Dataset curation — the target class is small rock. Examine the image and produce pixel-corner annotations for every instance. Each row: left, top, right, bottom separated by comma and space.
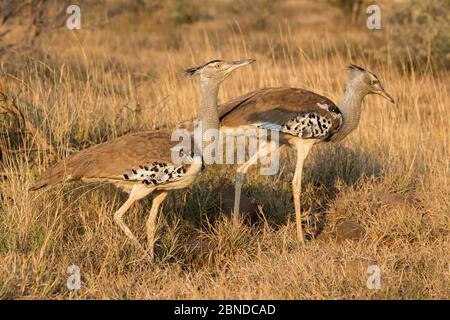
218, 185, 259, 224
335, 220, 365, 241
372, 191, 421, 209
344, 258, 377, 276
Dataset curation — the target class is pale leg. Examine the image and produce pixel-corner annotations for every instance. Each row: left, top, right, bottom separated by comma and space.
292, 141, 314, 243
113, 185, 152, 256
146, 191, 168, 260
233, 141, 279, 220
233, 153, 258, 221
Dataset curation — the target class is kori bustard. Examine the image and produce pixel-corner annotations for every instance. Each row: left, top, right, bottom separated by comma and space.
30, 59, 255, 259
219, 64, 394, 242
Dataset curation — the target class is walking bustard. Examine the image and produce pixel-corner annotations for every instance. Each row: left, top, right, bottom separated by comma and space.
218, 64, 394, 242
30, 59, 255, 259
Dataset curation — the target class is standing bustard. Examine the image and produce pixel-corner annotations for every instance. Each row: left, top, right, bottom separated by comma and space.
219, 64, 394, 242
30, 59, 255, 259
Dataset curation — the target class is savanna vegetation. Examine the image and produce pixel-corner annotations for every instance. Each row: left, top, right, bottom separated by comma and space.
0, 0, 448, 299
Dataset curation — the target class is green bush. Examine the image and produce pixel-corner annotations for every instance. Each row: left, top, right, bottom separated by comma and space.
167, 0, 203, 25
388, 0, 450, 70
226, 0, 278, 30
327, 0, 367, 24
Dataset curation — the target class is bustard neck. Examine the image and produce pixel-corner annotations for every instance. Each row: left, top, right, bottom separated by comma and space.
199, 77, 220, 132
331, 80, 367, 142
195, 77, 221, 164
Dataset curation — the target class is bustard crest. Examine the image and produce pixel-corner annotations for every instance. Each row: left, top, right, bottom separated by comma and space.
347, 64, 366, 72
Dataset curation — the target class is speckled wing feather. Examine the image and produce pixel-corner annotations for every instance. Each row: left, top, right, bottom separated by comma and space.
123, 162, 186, 186
30, 130, 193, 190
219, 87, 343, 140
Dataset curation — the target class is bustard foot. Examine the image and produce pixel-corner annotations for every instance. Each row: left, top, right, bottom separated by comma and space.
296, 228, 305, 244
146, 240, 156, 262
135, 241, 154, 262
233, 172, 246, 222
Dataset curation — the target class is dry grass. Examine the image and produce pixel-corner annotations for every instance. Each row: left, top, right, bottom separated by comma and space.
0, 0, 448, 299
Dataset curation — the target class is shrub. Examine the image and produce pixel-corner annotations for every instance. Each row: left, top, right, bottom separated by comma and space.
225, 0, 278, 30
387, 0, 450, 70
327, 0, 367, 24
166, 0, 203, 25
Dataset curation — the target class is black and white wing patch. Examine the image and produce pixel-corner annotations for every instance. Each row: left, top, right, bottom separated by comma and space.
281, 112, 333, 138
123, 162, 186, 186
254, 103, 342, 140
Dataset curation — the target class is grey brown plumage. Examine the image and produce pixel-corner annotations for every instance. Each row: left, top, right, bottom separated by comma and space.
29, 58, 255, 260
219, 87, 343, 142
218, 67, 394, 243
29, 130, 193, 191
218, 87, 343, 242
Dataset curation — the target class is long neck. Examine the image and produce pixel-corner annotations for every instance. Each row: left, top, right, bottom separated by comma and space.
199, 77, 220, 133
331, 81, 367, 142
194, 77, 220, 163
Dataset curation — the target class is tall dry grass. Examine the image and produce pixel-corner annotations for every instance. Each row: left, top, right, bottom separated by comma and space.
0, 0, 448, 299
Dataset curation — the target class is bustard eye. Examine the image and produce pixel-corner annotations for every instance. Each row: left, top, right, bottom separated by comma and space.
215, 64, 222, 69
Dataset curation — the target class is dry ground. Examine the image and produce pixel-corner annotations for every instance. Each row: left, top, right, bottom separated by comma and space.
0, 0, 448, 299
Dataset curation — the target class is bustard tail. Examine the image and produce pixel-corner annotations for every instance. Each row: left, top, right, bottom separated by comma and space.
29, 160, 74, 191
29, 148, 93, 191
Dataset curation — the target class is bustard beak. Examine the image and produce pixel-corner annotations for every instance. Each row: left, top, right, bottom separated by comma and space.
230, 59, 256, 69
376, 86, 395, 104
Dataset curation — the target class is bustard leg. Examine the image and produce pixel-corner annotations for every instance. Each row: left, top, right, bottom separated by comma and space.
233, 141, 279, 220
113, 185, 152, 256
234, 153, 258, 221
146, 191, 168, 260
292, 140, 314, 243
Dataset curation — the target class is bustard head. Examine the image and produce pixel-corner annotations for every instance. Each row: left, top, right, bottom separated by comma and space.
185, 59, 255, 83
347, 64, 395, 104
